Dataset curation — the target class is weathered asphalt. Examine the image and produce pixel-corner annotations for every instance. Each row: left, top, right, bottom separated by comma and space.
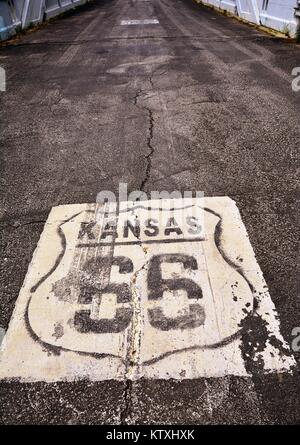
0, 0, 300, 425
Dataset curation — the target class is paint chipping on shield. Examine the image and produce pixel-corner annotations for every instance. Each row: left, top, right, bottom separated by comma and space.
52, 323, 64, 340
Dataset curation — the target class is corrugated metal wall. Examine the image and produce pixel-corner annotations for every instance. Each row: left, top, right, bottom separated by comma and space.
0, 0, 91, 41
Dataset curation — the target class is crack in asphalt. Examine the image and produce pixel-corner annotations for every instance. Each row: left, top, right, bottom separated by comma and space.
120, 380, 133, 425
1, 35, 274, 49
140, 107, 155, 192
132, 89, 155, 193
121, 237, 149, 423
148, 74, 154, 89
132, 88, 143, 106
1, 220, 46, 230
120, 81, 158, 421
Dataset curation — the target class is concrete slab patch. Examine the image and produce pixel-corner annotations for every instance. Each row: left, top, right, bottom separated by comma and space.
120, 19, 159, 26
0, 198, 295, 381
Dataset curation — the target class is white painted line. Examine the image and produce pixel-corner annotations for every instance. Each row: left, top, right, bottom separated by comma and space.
121, 19, 159, 26
0, 198, 295, 381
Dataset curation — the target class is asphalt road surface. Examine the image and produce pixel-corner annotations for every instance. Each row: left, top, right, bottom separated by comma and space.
0, 0, 300, 425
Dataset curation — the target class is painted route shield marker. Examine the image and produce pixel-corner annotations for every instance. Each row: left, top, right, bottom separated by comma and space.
0, 198, 295, 381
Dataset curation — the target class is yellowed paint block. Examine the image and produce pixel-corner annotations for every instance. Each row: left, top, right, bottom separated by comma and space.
0, 198, 295, 381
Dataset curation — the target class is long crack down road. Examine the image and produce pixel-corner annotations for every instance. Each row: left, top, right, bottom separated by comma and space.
0, 0, 300, 425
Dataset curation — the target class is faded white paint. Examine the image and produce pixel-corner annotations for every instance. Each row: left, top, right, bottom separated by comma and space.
120, 19, 159, 26
0, 67, 6, 92
0, 327, 6, 347
0, 198, 295, 381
